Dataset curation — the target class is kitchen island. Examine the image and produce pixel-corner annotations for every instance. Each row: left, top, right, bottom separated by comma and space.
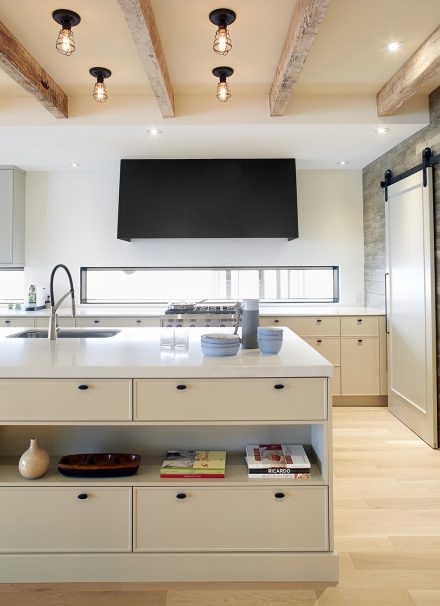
0, 327, 338, 583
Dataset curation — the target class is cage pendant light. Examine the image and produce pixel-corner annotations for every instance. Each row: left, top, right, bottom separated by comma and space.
52, 9, 81, 56
89, 67, 112, 103
209, 9, 236, 56
212, 67, 233, 102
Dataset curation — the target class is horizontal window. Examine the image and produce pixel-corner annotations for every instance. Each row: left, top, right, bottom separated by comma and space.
0, 268, 24, 303
81, 267, 339, 305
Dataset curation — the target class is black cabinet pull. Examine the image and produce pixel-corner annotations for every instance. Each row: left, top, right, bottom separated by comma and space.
317, 339, 322, 344
176, 384, 187, 390
78, 384, 89, 390
274, 319, 280, 323
358, 339, 363, 344
357, 318, 363, 324
136, 320, 142, 323
5, 320, 10, 324
275, 492, 285, 499
93, 320, 100, 324
176, 493, 187, 499
77, 493, 88, 500
316, 319, 322, 324
274, 384, 285, 390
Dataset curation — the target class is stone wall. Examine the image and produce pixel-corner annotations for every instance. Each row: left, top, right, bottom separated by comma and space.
363, 87, 440, 307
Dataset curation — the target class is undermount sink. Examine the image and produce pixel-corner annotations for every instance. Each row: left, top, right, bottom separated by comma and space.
8, 329, 121, 339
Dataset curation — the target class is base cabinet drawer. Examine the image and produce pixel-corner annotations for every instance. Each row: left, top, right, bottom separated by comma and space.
0, 379, 132, 421
341, 316, 378, 337
134, 486, 328, 552
35, 317, 75, 328
0, 487, 132, 552
261, 317, 340, 337
135, 378, 327, 421
341, 338, 380, 395
76, 317, 158, 327
0, 318, 34, 328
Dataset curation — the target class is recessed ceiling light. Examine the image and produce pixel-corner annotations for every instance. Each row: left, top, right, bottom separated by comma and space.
148, 128, 161, 136
70, 162, 80, 167
337, 161, 348, 166
386, 41, 403, 53
375, 127, 390, 135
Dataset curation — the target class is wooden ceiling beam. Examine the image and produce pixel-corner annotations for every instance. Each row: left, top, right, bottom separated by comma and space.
377, 26, 440, 116
117, 0, 175, 118
0, 19, 67, 118
269, 0, 331, 117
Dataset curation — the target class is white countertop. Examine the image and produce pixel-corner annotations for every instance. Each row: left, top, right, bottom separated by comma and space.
0, 306, 384, 318
0, 327, 333, 379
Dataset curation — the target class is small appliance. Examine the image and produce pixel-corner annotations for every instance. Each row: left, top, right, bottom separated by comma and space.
25, 285, 46, 311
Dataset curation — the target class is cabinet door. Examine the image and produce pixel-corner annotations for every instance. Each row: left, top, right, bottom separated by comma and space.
341, 337, 380, 395
134, 486, 328, 552
0, 318, 34, 328
135, 378, 327, 421
0, 379, 132, 421
303, 337, 340, 365
0, 169, 13, 263
0, 487, 131, 552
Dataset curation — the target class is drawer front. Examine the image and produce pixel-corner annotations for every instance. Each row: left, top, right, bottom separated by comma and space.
135, 378, 327, 421
0, 379, 132, 421
35, 317, 75, 328
134, 486, 328, 552
0, 487, 131, 552
303, 337, 340, 366
332, 367, 341, 396
341, 337, 380, 395
261, 317, 340, 337
76, 317, 158, 327
341, 316, 379, 337
0, 317, 34, 328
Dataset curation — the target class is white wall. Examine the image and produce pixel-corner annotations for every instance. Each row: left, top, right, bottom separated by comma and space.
24, 168, 364, 306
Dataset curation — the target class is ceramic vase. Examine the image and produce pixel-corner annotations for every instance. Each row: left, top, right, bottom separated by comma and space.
18, 437, 50, 479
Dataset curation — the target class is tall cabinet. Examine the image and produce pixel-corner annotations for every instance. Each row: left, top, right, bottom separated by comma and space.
0, 166, 25, 266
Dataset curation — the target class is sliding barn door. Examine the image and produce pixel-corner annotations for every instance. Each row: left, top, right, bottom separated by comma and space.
386, 169, 437, 448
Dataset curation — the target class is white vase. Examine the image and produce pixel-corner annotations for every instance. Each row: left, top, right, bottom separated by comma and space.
18, 438, 50, 479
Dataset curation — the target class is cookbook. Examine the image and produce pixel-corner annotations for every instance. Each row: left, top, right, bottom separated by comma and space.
160, 450, 226, 478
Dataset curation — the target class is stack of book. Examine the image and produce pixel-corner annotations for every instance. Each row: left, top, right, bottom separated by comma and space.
160, 450, 226, 478
245, 444, 311, 479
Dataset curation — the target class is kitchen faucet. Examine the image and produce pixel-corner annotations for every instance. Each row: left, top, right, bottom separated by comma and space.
48, 264, 76, 340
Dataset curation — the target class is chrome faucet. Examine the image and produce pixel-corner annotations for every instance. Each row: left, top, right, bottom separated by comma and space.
48, 264, 76, 340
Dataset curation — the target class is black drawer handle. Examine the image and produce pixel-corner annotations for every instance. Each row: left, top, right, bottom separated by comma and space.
93, 320, 100, 324
317, 339, 322, 344
176, 384, 187, 390
77, 493, 88, 500
78, 384, 89, 390
176, 493, 187, 499
274, 384, 285, 390
275, 492, 285, 499
316, 319, 322, 324
357, 318, 363, 323
274, 319, 280, 323
136, 320, 142, 323
358, 339, 363, 344
4, 320, 10, 324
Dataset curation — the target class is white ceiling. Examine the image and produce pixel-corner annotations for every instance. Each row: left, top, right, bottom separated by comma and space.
0, 0, 438, 170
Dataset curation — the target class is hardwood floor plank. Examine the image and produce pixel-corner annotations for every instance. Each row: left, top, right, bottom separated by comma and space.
166, 589, 319, 606
409, 590, 440, 605
316, 587, 416, 606
350, 552, 440, 570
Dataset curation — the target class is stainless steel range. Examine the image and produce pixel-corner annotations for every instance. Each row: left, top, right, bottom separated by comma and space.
160, 303, 240, 327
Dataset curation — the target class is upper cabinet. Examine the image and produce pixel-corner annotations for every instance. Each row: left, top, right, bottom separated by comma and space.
0, 167, 25, 266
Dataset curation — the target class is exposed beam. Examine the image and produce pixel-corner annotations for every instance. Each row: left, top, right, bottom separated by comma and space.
117, 0, 175, 118
377, 26, 440, 116
270, 0, 331, 117
0, 19, 67, 118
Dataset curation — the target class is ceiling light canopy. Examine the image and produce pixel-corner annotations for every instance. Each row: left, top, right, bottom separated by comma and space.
212, 66, 233, 102
89, 67, 112, 103
52, 9, 81, 56
209, 8, 236, 56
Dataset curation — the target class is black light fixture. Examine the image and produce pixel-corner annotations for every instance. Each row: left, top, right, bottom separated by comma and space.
52, 9, 81, 56
212, 66, 233, 102
89, 67, 112, 103
209, 8, 236, 56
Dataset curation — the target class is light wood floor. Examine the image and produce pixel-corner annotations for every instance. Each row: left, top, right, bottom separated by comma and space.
2, 408, 440, 606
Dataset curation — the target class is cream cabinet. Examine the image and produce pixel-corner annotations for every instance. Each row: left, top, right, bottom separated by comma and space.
341, 338, 380, 395
0, 166, 25, 266
0, 370, 337, 582
0, 317, 33, 328
76, 317, 159, 328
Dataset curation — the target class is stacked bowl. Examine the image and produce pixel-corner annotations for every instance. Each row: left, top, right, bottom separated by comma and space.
201, 333, 241, 356
257, 327, 283, 354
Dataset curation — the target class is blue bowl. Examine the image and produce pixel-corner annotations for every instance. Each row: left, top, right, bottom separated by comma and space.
201, 342, 240, 356
257, 327, 283, 337
258, 338, 283, 354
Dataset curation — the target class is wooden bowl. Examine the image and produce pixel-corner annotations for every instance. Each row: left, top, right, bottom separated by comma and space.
57, 453, 141, 477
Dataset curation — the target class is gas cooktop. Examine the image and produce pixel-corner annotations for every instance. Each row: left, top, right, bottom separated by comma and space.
165, 304, 237, 315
